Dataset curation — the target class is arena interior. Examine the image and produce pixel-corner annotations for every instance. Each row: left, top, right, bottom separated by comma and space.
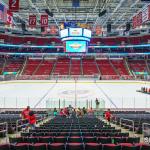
0, 0, 150, 149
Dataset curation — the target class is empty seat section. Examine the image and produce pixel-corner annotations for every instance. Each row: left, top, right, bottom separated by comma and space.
110, 60, 129, 75
3, 58, 24, 73
35, 60, 55, 75
0, 58, 5, 74
23, 59, 41, 75
70, 59, 81, 75
96, 59, 117, 75
128, 60, 147, 73
82, 58, 99, 75
53, 58, 70, 75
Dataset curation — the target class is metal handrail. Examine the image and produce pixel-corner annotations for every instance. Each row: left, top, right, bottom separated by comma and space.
142, 123, 150, 143
0, 122, 8, 143
16, 119, 28, 133
120, 118, 135, 133
16, 115, 48, 133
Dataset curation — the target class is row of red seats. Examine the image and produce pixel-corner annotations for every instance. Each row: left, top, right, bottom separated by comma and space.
1, 33, 150, 45
1, 142, 149, 150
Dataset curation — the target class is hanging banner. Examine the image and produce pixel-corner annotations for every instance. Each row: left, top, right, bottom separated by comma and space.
95, 25, 102, 35
148, 5, 150, 20
6, 10, 13, 25
9, 0, 19, 12
142, 5, 149, 23
50, 25, 57, 35
72, 0, 80, 7
41, 14, 48, 27
137, 12, 142, 27
29, 15, 36, 27
0, 2, 7, 22
132, 15, 137, 29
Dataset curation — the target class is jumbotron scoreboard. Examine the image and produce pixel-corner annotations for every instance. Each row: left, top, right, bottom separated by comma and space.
60, 28, 92, 53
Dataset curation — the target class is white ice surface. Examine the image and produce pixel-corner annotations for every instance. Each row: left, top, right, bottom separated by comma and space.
0, 80, 149, 108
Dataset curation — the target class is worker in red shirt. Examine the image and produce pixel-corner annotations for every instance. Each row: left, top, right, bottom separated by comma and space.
21, 106, 30, 120
60, 109, 64, 116
28, 111, 36, 129
105, 109, 112, 125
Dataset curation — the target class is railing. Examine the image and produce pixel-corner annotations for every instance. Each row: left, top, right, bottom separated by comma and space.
16, 119, 28, 133
101, 75, 133, 80
142, 123, 150, 144
0, 122, 8, 143
120, 118, 135, 133
16, 114, 48, 133
0, 74, 150, 81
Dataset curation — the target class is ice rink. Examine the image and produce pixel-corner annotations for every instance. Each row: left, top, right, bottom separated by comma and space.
0, 80, 149, 108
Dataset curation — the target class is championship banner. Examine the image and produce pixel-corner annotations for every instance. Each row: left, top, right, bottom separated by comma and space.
41, 14, 48, 27
72, 0, 80, 7
29, 15, 36, 27
50, 25, 57, 35
132, 15, 137, 29
0, 2, 7, 22
9, 0, 19, 12
137, 12, 142, 27
148, 5, 150, 20
142, 5, 149, 23
95, 25, 102, 35
6, 10, 13, 25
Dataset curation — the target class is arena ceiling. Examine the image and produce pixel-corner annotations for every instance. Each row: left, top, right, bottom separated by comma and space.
2, 0, 150, 30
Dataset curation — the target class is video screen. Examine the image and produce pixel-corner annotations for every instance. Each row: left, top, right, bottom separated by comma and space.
69, 28, 82, 36
60, 29, 68, 38
83, 29, 92, 38
65, 41, 87, 53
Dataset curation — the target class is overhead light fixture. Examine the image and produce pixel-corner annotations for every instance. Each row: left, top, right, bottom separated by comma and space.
45, 9, 54, 17
98, 10, 107, 17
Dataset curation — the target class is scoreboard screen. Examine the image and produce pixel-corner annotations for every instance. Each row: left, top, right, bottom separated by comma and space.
60, 29, 68, 38
69, 28, 83, 36
65, 41, 87, 53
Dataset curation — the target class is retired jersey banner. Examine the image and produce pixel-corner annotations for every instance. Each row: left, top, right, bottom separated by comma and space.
132, 15, 137, 29
0, 2, 7, 22
148, 5, 150, 20
142, 5, 149, 23
50, 25, 57, 34
9, 0, 19, 12
41, 14, 48, 27
6, 10, 13, 24
137, 12, 142, 27
29, 15, 36, 27
95, 25, 102, 35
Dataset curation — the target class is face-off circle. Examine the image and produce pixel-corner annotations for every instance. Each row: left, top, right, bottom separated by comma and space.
58, 89, 93, 99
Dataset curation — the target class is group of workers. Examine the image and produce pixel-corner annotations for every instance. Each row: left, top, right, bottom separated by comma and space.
53, 106, 94, 118
21, 106, 112, 131
21, 106, 36, 130
53, 105, 112, 124
141, 87, 150, 93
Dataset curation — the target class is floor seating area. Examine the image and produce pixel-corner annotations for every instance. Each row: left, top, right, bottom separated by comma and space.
0, 116, 149, 150
111, 111, 150, 134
